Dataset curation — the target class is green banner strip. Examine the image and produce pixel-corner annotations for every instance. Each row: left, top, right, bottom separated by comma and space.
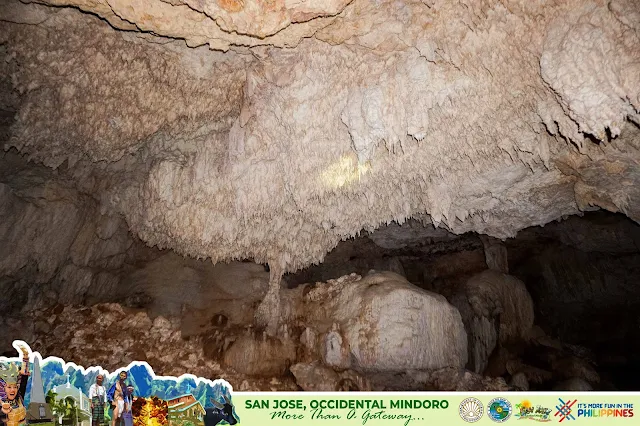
230, 393, 638, 425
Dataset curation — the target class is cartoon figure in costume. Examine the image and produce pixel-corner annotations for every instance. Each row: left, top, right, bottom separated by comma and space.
0, 346, 31, 426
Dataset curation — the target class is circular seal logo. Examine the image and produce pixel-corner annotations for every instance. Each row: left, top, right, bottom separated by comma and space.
459, 397, 484, 423
488, 397, 513, 422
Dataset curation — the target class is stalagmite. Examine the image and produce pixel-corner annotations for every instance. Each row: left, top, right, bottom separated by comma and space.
479, 235, 509, 274
254, 261, 284, 336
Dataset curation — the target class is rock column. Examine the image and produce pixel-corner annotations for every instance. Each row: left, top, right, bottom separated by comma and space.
479, 235, 509, 274
254, 261, 283, 336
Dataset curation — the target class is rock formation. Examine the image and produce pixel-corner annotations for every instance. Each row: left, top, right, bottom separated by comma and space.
2, 0, 639, 273
451, 270, 535, 374
0, 210, 637, 390
285, 271, 469, 372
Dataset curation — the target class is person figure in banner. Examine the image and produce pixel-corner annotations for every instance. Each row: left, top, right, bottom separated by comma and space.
107, 371, 130, 426
0, 345, 31, 426
121, 386, 134, 426
89, 374, 108, 426
125, 386, 136, 406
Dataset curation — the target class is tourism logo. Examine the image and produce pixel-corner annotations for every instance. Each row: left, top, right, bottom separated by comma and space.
459, 397, 484, 423
555, 398, 577, 422
514, 400, 552, 422
487, 397, 512, 423
576, 402, 634, 418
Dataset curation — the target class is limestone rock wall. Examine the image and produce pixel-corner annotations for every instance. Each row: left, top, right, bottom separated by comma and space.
514, 245, 640, 349
508, 212, 640, 355
0, 152, 132, 312
120, 252, 270, 321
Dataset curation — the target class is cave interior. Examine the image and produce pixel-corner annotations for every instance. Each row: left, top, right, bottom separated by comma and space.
1, 0, 640, 392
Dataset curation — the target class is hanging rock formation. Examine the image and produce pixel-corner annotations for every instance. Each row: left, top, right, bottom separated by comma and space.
1, 0, 639, 279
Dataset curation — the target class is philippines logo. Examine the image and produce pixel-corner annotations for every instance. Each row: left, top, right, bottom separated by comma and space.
555, 398, 578, 422
459, 397, 484, 423
488, 397, 513, 422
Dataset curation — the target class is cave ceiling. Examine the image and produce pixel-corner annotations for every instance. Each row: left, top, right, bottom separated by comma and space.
0, 0, 639, 273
